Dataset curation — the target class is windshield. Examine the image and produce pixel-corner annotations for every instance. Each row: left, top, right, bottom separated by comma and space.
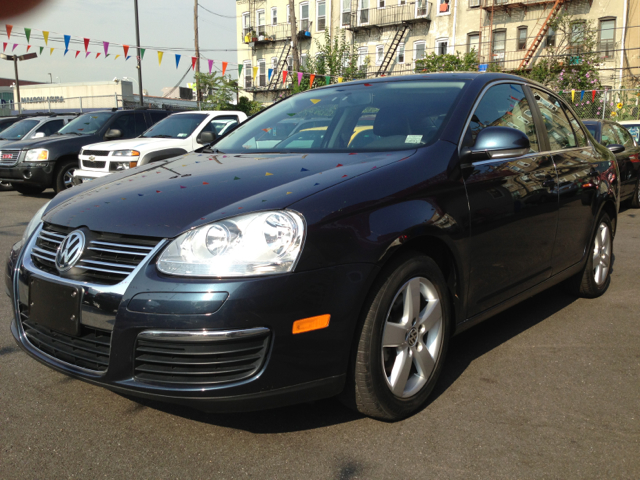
215, 80, 468, 154
0, 119, 39, 140
58, 112, 113, 135
142, 113, 208, 138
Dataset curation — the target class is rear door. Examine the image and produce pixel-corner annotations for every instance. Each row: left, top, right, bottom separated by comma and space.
462, 82, 558, 316
35, 119, 65, 137
611, 123, 640, 200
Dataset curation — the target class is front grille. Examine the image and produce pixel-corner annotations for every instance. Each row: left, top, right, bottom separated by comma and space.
0, 150, 21, 167
20, 304, 112, 372
82, 160, 106, 169
82, 150, 109, 156
134, 330, 271, 386
31, 224, 160, 285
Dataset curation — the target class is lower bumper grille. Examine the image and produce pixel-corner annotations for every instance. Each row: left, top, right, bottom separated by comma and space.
82, 160, 106, 169
20, 305, 112, 372
134, 329, 270, 386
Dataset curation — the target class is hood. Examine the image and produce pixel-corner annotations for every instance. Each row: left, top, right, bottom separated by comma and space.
83, 137, 188, 153
1, 133, 99, 151
44, 149, 416, 238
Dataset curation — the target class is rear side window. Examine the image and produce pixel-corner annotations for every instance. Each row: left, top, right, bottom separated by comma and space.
466, 83, 539, 152
600, 124, 618, 146
36, 119, 65, 136
560, 106, 588, 147
134, 112, 147, 135
531, 88, 576, 150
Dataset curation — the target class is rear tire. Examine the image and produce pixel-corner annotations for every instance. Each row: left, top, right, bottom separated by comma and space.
54, 159, 78, 193
0, 181, 13, 191
342, 252, 451, 421
12, 184, 45, 195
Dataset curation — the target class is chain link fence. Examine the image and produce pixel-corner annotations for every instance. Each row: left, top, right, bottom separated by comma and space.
558, 89, 640, 121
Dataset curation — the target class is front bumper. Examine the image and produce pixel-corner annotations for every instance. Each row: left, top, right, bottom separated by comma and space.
0, 162, 55, 187
73, 168, 110, 185
7, 227, 375, 411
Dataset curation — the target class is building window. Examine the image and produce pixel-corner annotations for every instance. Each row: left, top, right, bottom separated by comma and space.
469, 0, 480, 7
546, 27, 556, 47
271, 57, 278, 80
342, 0, 351, 26
287, 56, 293, 72
492, 29, 506, 66
376, 45, 384, 64
301, 54, 308, 69
436, 38, 448, 55
397, 43, 405, 63
258, 59, 266, 87
569, 21, 585, 55
599, 18, 615, 59
244, 61, 252, 88
317, 0, 326, 31
300, 2, 310, 31
414, 40, 426, 60
360, 0, 370, 24
358, 46, 368, 68
242, 12, 251, 39
438, 0, 450, 15
416, 0, 428, 16
517, 26, 527, 50
256, 9, 266, 36
378, 0, 385, 7
399, 0, 406, 4
287, 5, 290, 23
467, 32, 479, 53
271, 7, 277, 25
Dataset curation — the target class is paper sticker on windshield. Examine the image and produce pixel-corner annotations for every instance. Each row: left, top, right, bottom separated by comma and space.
310, 99, 321, 104
177, 133, 188, 137
405, 135, 422, 144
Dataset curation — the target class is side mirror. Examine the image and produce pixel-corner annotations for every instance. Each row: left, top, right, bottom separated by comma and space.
105, 128, 122, 139
32, 132, 45, 138
606, 144, 625, 154
460, 126, 531, 164
197, 131, 216, 144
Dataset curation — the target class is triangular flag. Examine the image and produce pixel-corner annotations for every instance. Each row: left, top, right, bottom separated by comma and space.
6, 25, 12, 39
297, 72, 303, 85
39, 46, 43, 55
105, 54, 110, 58
12, 44, 17, 52
222, 61, 228, 76
140, 48, 145, 59
309, 74, 315, 88
592, 90, 596, 101
208, 59, 213, 73
24, 28, 31, 43
338, 77, 343, 83
126, 55, 131, 61
325, 75, 330, 85
123, 45, 129, 57
2, 42, 5, 52
175, 54, 181, 68
64, 49, 68, 56
191, 56, 197, 70
158, 51, 163, 65
75, 51, 80, 58
282, 70, 288, 84
580, 90, 584, 101
571, 89, 575, 102
84, 38, 90, 52
238, 64, 243, 77
115, 54, 120, 60
86, 51, 91, 58
50, 48, 54, 55
103, 41, 109, 56
268, 68, 273, 81
26, 45, 31, 52
43, 31, 49, 45
64, 35, 70, 51
252, 66, 258, 80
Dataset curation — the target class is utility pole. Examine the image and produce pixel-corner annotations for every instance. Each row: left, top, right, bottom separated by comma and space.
194, 0, 202, 104
134, 0, 145, 106
289, 0, 299, 72
1, 52, 37, 114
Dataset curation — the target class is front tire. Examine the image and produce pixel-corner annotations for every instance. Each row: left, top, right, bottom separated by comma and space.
345, 252, 451, 421
54, 159, 78, 193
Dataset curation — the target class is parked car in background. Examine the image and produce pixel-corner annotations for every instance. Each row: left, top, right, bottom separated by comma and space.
73, 111, 246, 185
0, 115, 26, 134
619, 120, 640, 144
0, 108, 171, 194
583, 119, 640, 207
7, 73, 619, 421
0, 114, 75, 149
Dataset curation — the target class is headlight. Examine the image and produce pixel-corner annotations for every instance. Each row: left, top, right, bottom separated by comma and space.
22, 201, 50, 244
25, 149, 49, 161
157, 210, 306, 277
112, 150, 140, 156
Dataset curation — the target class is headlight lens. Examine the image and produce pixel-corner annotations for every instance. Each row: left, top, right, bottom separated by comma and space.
25, 149, 49, 161
22, 201, 50, 244
157, 210, 306, 277
112, 150, 140, 156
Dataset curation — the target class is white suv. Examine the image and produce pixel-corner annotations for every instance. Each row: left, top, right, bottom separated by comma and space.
73, 110, 246, 184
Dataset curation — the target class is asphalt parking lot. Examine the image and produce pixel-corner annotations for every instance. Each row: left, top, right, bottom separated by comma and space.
1, 188, 639, 479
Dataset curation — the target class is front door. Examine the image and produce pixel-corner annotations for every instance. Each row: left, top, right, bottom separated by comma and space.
463, 82, 558, 316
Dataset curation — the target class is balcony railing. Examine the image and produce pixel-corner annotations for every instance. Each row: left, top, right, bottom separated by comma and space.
480, 0, 557, 10
345, 2, 432, 31
242, 23, 291, 45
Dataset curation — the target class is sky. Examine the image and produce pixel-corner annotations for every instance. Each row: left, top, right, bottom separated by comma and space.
1, 0, 238, 96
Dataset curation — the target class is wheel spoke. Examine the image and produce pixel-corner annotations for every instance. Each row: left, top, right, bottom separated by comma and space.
389, 346, 413, 396
418, 298, 441, 332
382, 321, 408, 348
412, 345, 435, 379
402, 278, 421, 326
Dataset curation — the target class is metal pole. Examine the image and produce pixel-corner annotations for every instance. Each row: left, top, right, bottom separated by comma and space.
134, 0, 145, 106
13, 57, 21, 114
194, 0, 202, 103
80, 96, 83, 113
602, 90, 606, 119
289, 0, 299, 72
48, 98, 51, 113
115, 92, 118, 108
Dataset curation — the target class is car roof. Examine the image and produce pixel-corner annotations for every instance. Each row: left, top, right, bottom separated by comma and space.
172, 110, 245, 116
618, 120, 640, 125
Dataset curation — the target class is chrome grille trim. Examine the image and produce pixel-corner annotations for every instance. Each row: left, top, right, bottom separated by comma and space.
0, 150, 21, 167
79, 259, 136, 270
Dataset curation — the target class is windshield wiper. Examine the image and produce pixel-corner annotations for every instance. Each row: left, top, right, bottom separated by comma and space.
62, 131, 82, 135
150, 135, 173, 138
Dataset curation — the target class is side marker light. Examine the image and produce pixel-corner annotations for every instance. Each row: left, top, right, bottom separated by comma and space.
292, 314, 331, 334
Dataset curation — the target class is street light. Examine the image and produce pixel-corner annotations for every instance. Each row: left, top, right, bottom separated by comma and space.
0, 52, 38, 114
48, 72, 52, 83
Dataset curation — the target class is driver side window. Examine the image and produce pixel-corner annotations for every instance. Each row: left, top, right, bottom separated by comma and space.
109, 114, 136, 138
466, 83, 539, 152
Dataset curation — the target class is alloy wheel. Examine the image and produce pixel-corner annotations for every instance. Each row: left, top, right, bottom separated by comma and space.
63, 167, 76, 189
381, 276, 444, 398
592, 221, 611, 286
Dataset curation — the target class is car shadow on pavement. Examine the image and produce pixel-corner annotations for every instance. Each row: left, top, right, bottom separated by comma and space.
119, 285, 585, 432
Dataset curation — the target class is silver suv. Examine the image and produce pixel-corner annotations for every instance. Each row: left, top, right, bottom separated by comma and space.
0, 114, 75, 149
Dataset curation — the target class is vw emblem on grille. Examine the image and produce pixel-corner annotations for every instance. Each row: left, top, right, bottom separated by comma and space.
55, 230, 86, 272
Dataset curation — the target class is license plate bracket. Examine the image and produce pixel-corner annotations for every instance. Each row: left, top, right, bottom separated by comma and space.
29, 278, 81, 337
